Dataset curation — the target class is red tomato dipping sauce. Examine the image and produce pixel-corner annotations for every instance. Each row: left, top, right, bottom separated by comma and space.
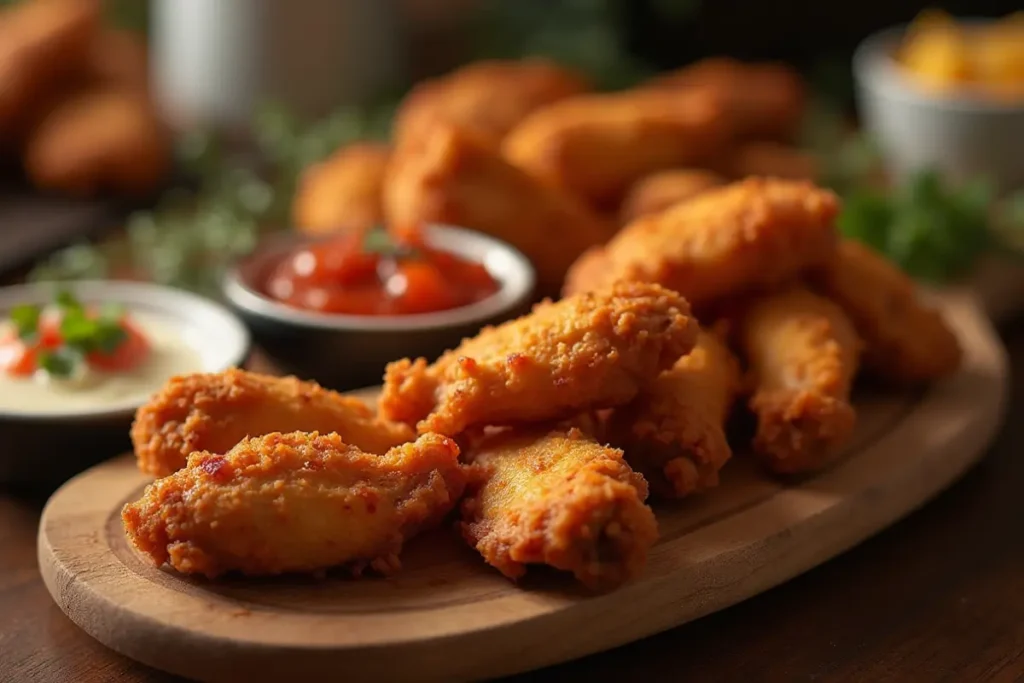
265, 229, 500, 316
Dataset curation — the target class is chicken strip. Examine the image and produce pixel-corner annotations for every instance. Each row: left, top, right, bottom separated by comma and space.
502, 88, 728, 208
132, 368, 415, 477
392, 58, 590, 149
562, 178, 840, 313
122, 431, 466, 578
740, 286, 861, 475
0, 0, 99, 144
619, 168, 726, 223
460, 426, 657, 591
292, 142, 389, 237
718, 141, 820, 181
607, 328, 741, 498
24, 88, 170, 197
86, 28, 149, 92
383, 122, 612, 295
645, 57, 806, 142
811, 240, 962, 384
380, 281, 698, 437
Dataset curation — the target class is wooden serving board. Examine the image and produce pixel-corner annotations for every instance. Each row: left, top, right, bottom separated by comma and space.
38, 293, 1008, 683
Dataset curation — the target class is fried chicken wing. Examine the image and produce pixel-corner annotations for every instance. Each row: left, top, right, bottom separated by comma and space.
740, 286, 861, 475
460, 426, 657, 591
123, 431, 466, 578
292, 142, 390, 237
383, 122, 612, 295
380, 282, 698, 436
132, 368, 415, 477
607, 328, 741, 498
563, 178, 840, 312
645, 57, 806, 142
718, 141, 820, 181
811, 240, 962, 384
502, 89, 729, 208
619, 168, 726, 223
23, 88, 169, 197
0, 0, 99, 144
392, 58, 590, 149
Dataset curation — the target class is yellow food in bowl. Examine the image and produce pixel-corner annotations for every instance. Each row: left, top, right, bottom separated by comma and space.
898, 10, 1024, 100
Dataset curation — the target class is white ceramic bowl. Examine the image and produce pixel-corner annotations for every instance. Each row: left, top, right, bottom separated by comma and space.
0, 281, 249, 486
853, 24, 1024, 191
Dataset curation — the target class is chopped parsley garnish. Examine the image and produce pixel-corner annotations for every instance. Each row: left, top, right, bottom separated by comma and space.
9, 304, 40, 340
38, 348, 80, 379
362, 227, 421, 260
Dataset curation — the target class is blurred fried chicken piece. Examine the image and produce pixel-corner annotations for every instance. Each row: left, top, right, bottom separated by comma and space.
718, 141, 820, 181
23, 88, 169, 197
86, 27, 149, 91
0, 0, 99, 143
607, 328, 741, 498
292, 142, 390, 236
380, 281, 698, 436
393, 58, 590, 149
502, 89, 728, 208
619, 168, 726, 223
811, 240, 962, 384
132, 368, 415, 477
563, 178, 840, 312
123, 431, 465, 578
460, 426, 657, 591
645, 57, 806, 142
384, 122, 612, 294
740, 286, 861, 475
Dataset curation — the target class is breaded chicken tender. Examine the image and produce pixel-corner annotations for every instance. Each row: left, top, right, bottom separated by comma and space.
460, 426, 657, 591
619, 168, 726, 223
502, 89, 728, 208
86, 27, 149, 92
380, 282, 699, 437
292, 142, 390, 236
645, 57, 807, 142
0, 0, 99, 143
122, 431, 466, 578
563, 178, 840, 312
383, 122, 612, 295
811, 240, 962, 384
740, 286, 862, 475
392, 58, 590, 149
607, 328, 741, 498
24, 88, 169, 197
718, 141, 820, 181
132, 368, 415, 477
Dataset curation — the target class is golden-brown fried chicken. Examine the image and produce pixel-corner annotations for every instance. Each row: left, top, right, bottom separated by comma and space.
85, 27, 149, 92
607, 328, 741, 498
562, 178, 840, 313
0, 0, 99, 144
502, 89, 729, 208
380, 281, 699, 437
811, 240, 962, 384
292, 142, 390, 237
619, 168, 726, 223
23, 88, 169, 197
739, 286, 862, 475
132, 368, 415, 478
645, 57, 807, 142
383, 122, 612, 295
392, 58, 590, 149
460, 425, 657, 591
718, 141, 820, 181
123, 431, 466, 578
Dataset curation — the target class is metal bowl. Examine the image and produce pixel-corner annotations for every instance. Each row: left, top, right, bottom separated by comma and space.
222, 225, 536, 391
853, 24, 1024, 191
0, 281, 250, 488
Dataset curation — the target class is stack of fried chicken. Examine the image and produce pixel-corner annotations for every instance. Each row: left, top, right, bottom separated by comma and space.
123, 56, 963, 593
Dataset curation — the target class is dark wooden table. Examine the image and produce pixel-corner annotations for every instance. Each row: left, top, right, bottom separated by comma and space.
3, 322, 1023, 683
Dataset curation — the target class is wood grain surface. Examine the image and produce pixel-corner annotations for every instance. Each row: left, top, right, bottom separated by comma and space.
33, 293, 1009, 683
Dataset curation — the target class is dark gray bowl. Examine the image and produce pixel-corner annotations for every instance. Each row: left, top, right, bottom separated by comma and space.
222, 225, 536, 391
0, 281, 250, 488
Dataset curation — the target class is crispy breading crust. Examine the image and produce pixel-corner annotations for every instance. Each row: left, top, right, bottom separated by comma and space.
131, 368, 415, 477
740, 286, 862, 474
123, 431, 465, 578
460, 426, 657, 591
619, 168, 726, 224
379, 281, 699, 437
292, 142, 390, 236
